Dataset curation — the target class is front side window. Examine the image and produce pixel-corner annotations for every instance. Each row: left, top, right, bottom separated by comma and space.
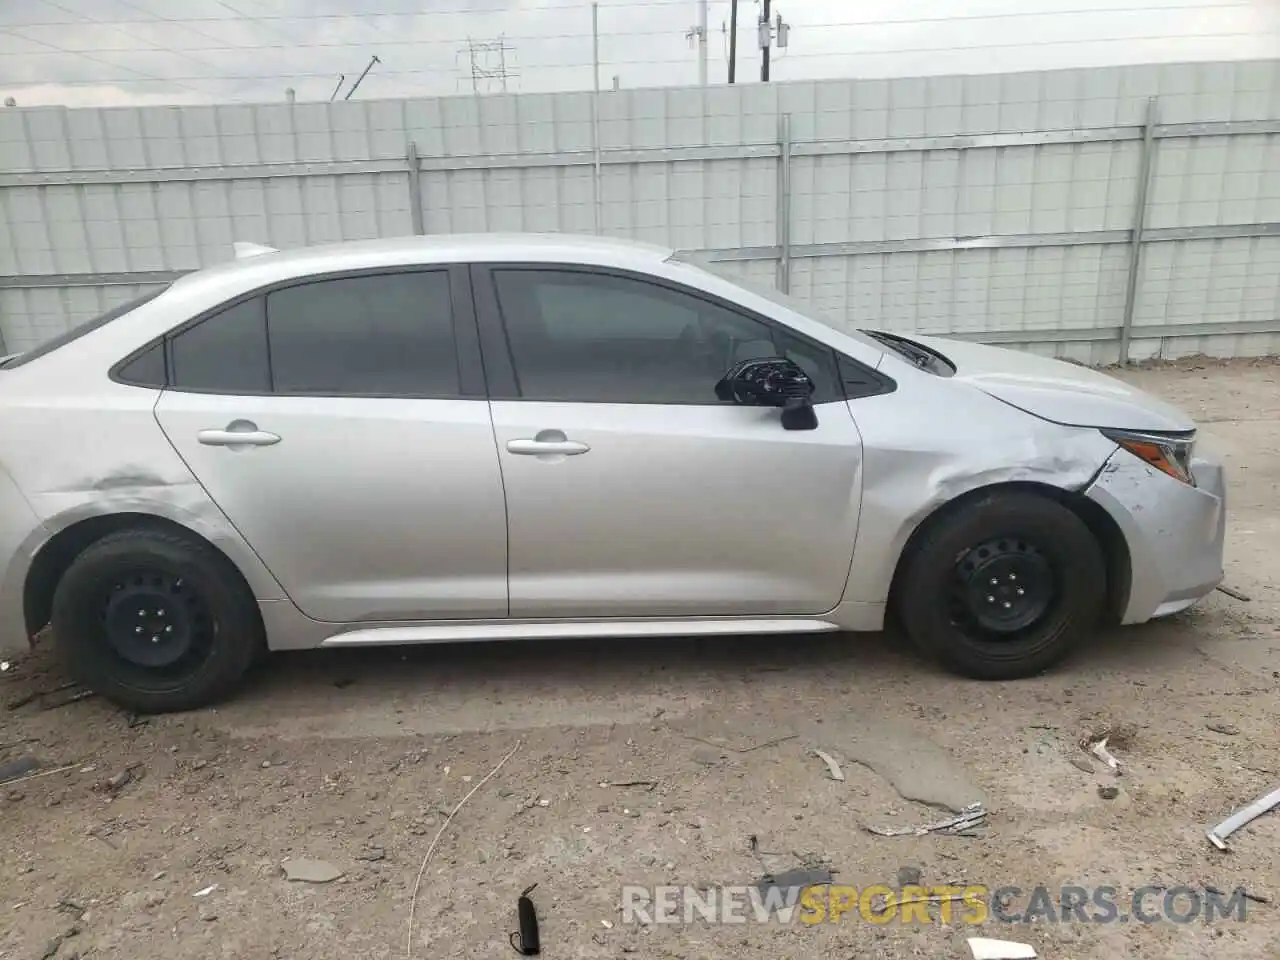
165, 270, 458, 396
491, 269, 840, 404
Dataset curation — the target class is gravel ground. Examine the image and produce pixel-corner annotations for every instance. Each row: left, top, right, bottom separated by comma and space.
1, 358, 1278, 960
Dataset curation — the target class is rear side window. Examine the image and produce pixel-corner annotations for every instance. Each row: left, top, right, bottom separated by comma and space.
164, 271, 458, 397
268, 272, 458, 396
116, 341, 166, 387
170, 299, 271, 393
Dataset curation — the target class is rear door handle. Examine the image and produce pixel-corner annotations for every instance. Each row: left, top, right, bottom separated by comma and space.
507, 439, 590, 456
198, 422, 281, 447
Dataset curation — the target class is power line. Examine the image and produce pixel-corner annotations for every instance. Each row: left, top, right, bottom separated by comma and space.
0, 22, 209, 98
5, 31, 1272, 88
34, 0, 237, 90
3, 0, 1257, 29
3, 3, 1265, 57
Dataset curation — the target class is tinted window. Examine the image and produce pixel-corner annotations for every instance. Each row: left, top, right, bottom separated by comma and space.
116, 341, 166, 387
170, 298, 270, 393
267, 272, 457, 396
491, 269, 839, 404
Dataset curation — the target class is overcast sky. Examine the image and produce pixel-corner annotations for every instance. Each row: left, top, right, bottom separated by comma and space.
1, 0, 1278, 107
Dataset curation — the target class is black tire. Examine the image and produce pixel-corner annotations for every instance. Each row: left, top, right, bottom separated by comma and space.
896, 491, 1104, 680
51, 528, 263, 713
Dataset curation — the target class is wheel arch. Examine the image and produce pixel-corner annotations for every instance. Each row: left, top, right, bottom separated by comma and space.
24, 512, 266, 637
887, 480, 1131, 625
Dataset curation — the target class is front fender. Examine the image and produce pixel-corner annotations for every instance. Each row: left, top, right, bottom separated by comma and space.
840, 390, 1118, 606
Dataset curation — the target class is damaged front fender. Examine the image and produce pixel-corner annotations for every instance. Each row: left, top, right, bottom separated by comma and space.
840, 388, 1119, 610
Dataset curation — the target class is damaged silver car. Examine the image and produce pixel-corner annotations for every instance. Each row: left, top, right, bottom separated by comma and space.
0, 234, 1225, 712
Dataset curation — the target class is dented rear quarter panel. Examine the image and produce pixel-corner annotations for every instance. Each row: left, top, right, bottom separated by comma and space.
0, 355, 286, 649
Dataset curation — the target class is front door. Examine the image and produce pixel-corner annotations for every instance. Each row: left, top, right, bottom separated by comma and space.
154, 267, 508, 623
472, 264, 863, 620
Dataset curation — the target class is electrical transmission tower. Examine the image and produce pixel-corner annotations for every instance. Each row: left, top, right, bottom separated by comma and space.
461, 37, 516, 93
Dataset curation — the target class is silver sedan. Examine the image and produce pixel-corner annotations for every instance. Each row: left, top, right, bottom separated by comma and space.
0, 234, 1225, 713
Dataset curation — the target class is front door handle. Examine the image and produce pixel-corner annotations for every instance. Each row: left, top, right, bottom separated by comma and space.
198, 420, 281, 448
507, 439, 590, 456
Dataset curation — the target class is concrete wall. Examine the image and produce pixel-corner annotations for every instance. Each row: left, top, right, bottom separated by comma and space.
1, 59, 1278, 364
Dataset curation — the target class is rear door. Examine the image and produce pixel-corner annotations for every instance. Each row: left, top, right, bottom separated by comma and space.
154, 266, 509, 623
472, 263, 864, 620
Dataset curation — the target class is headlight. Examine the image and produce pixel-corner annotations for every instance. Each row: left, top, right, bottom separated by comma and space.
1101, 428, 1196, 486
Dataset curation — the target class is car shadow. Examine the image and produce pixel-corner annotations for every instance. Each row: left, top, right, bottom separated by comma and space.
239, 627, 920, 701
228, 606, 1226, 716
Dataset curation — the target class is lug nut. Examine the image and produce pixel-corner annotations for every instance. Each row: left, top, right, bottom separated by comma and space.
1002, 601, 1012, 609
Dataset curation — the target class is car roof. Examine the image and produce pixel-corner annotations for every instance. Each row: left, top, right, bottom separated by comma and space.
172, 233, 678, 294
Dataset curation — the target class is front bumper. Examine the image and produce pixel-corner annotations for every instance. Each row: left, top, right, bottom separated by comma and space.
1084, 447, 1226, 624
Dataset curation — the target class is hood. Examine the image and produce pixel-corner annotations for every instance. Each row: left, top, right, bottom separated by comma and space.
904, 334, 1196, 433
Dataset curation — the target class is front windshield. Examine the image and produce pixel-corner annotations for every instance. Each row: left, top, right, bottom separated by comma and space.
667, 252, 885, 353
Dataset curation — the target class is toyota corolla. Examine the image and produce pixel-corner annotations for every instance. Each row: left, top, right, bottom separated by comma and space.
0, 234, 1225, 712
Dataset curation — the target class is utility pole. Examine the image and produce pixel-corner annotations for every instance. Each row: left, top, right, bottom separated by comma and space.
686, 0, 708, 86
727, 0, 738, 83
592, 2, 600, 94
758, 5, 789, 82
760, 0, 770, 82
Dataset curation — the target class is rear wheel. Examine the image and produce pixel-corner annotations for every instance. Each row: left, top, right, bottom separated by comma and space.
51, 528, 263, 713
896, 491, 1104, 680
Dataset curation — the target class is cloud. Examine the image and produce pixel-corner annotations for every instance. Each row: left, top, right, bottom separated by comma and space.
0, 0, 1275, 107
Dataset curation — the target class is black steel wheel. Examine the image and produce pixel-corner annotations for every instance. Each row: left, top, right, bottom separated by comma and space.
896, 491, 1105, 680
950, 537, 1057, 638
100, 568, 214, 675
51, 527, 263, 713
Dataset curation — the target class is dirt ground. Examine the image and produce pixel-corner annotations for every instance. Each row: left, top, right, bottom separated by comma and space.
1, 358, 1278, 960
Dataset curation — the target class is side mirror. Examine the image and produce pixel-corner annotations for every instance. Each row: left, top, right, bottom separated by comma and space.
715, 357, 818, 431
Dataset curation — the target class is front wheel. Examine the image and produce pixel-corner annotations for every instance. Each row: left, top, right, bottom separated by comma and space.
896, 492, 1105, 680
51, 528, 263, 713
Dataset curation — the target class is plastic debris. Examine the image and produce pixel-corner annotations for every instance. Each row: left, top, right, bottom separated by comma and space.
514, 883, 540, 956
1088, 737, 1123, 774
968, 937, 1037, 959
863, 802, 987, 837
811, 749, 845, 782
1207, 784, 1280, 851
192, 885, 218, 898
